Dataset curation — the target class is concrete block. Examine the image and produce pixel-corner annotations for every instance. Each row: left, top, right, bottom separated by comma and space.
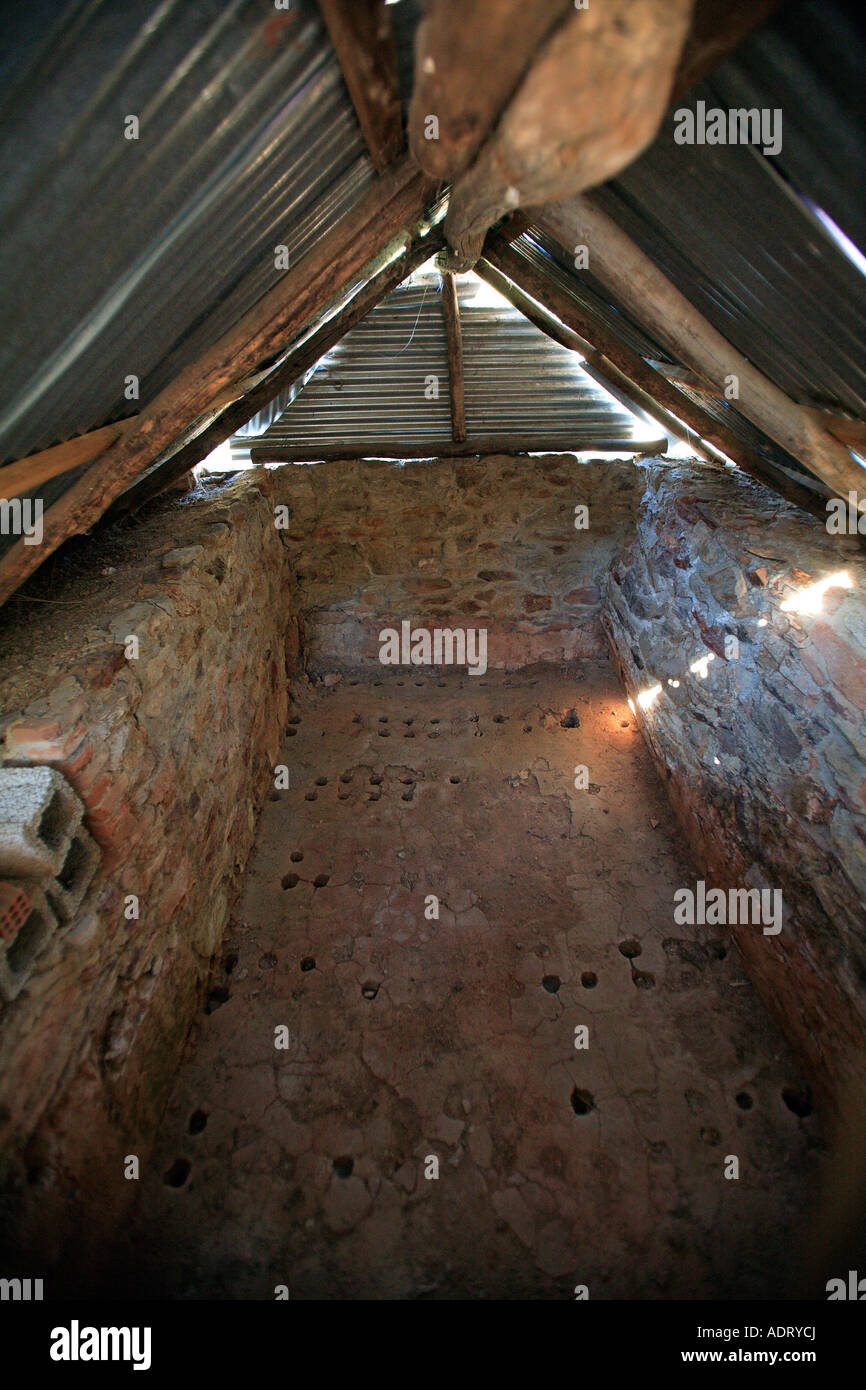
46, 824, 101, 922
0, 765, 84, 878
0, 880, 57, 1002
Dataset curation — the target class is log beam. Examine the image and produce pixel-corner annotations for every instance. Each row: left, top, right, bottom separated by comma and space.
0, 159, 438, 605
0, 421, 133, 499
441, 0, 694, 268
439, 271, 466, 442
318, 0, 403, 172
408, 1, 573, 182
249, 436, 667, 465
535, 196, 866, 506
671, 0, 784, 103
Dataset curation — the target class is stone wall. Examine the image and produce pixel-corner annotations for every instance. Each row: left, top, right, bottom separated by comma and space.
0, 475, 293, 1272
270, 454, 642, 671
604, 461, 866, 1108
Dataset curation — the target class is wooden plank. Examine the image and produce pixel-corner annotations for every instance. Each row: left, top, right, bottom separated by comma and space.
535, 196, 866, 507
482, 232, 828, 516
318, 0, 404, 172
439, 271, 466, 442
0, 159, 437, 605
110, 230, 446, 516
249, 436, 667, 465
408, 0, 573, 182
0, 421, 132, 499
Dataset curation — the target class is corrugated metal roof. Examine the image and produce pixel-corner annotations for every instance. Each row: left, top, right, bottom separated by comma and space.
0, 0, 374, 464
248, 268, 646, 458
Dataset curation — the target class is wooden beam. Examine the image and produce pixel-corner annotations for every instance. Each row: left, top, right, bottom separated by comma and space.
535, 196, 866, 507
671, 0, 784, 102
408, 1, 573, 182
0, 159, 437, 606
441, 0, 694, 268
318, 0, 404, 172
482, 232, 827, 516
109, 230, 446, 517
803, 408, 866, 453
475, 257, 709, 458
439, 271, 466, 442
249, 436, 667, 465
0, 421, 133, 499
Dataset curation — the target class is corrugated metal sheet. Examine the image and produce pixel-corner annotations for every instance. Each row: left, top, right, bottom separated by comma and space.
249, 267, 644, 457
0, 0, 374, 464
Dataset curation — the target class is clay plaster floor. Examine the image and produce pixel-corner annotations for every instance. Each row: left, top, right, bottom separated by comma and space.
114, 661, 823, 1299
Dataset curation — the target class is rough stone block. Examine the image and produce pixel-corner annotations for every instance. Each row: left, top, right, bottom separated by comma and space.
0, 766, 84, 878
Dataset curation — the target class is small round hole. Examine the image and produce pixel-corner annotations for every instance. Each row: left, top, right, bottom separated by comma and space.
281, 873, 299, 889
736, 1092, 754, 1111
782, 1084, 813, 1118
188, 1109, 208, 1135
581, 971, 597, 989
313, 874, 329, 888
305, 791, 317, 801
449, 775, 460, 784
370, 773, 383, 785
542, 975, 561, 993
619, 939, 642, 959
570, 1087, 594, 1116
361, 982, 379, 1000
333, 1156, 353, 1179
164, 1158, 191, 1188
290, 851, 303, 862
315, 776, 328, 786
300, 956, 316, 972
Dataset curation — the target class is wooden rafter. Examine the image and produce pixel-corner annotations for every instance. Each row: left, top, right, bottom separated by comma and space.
439, 271, 466, 442
481, 230, 828, 517
0, 159, 437, 605
318, 0, 404, 172
671, 0, 783, 102
535, 196, 866, 507
0, 421, 134, 500
111, 230, 446, 516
